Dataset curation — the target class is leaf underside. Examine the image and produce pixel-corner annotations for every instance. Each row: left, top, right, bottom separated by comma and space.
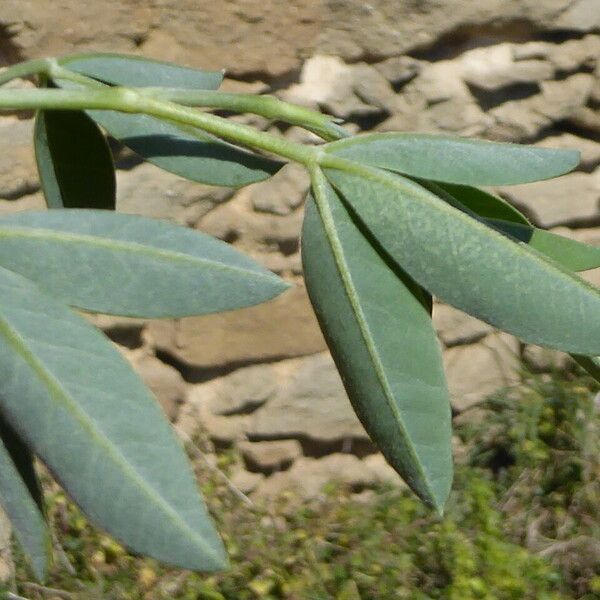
436, 181, 600, 380
0, 267, 227, 571
303, 172, 452, 512
0, 414, 49, 580
326, 133, 580, 185
325, 167, 600, 355
53, 78, 283, 188
0, 210, 289, 318
429, 182, 600, 273
34, 109, 116, 210
59, 53, 224, 89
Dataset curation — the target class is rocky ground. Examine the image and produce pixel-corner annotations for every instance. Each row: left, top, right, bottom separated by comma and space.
0, 2, 599, 502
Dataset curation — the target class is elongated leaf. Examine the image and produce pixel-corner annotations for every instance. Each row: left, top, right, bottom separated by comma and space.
326, 133, 580, 185
54, 77, 283, 187
0, 414, 49, 580
486, 218, 600, 272
0, 210, 288, 318
91, 109, 283, 186
426, 183, 600, 272
436, 183, 531, 225
325, 167, 600, 354
34, 109, 116, 209
302, 172, 452, 511
573, 354, 600, 383
0, 267, 227, 570
59, 53, 224, 89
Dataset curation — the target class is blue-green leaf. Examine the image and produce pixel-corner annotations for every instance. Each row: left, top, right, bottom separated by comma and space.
486, 218, 600, 272
0, 414, 49, 580
34, 109, 116, 210
426, 182, 600, 272
573, 354, 600, 383
302, 171, 452, 512
59, 53, 224, 89
54, 79, 283, 187
435, 183, 531, 225
0, 267, 227, 571
325, 166, 600, 354
326, 133, 580, 185
0, 210, 288, 318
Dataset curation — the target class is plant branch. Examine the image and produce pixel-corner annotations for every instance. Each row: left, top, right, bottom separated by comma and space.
0, 86, 320, 165
0, 58, 54, 86
138, 88, 349, 142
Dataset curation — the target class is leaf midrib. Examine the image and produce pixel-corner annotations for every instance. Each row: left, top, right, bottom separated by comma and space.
0, 225, 276, 282
310, 169, 442, 508
0, 299, 221, 563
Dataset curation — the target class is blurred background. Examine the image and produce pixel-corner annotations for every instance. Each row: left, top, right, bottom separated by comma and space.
1, 1, 600, 598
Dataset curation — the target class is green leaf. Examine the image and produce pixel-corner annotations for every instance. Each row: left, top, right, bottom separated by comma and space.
326, 133, 580, 185
0, 267, 227, 571
0, 414, 50, 580
92, 109, 284, 187
435, 183, 531, 225
34, 109, 116, 209
425, 182, 600, 272
572, 354, 600, 383
486, 218, 600, 272
302, 171, 452, 512
59, 53, 224, 89
0, 210, 289, 318
53, 77, 283, 187
325, 166, 600, 355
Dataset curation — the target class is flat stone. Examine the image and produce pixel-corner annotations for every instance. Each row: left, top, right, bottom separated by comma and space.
444, 332, 520, 412
116, 162, 233, 226
533, 73, 595, 122
546, 35, 600, 73
250, 163, 309, 216
567, 106, 600, 135
282, 55, 362, 117
487, 99, 552, 141
196, 363, 279, 418
239, 440, 302, 471
0, 119, 39, 200
178, 392, 251, 444
198, 185, 304, 256
556, 0, 600, 32
461, 43, 553, 90
84, 314, 148, 349
125, 349, 187, 420
350, 62, 397, 112
229, 468, 264, 495
512, 41, 552, 61
412, 60, 468, 104
486, 73, 594, 141
363, 454, 404, 486
0, 193, 46, 216
248, 353, 367, 443
522, 345, 570, 372
433, 303, 493, 346
374, 55, 421, 86
498, 168, 600, 228
148, 284, 326, 368
252, 454, 377, 500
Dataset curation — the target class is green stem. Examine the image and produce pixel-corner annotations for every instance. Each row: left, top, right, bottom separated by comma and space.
48, 63, 348, 142
0, 58, 54, 86
0, 87, 319, 165
139, 88, 349, 142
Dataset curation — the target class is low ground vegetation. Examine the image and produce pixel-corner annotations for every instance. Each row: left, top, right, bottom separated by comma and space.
7, 364, 600, 600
